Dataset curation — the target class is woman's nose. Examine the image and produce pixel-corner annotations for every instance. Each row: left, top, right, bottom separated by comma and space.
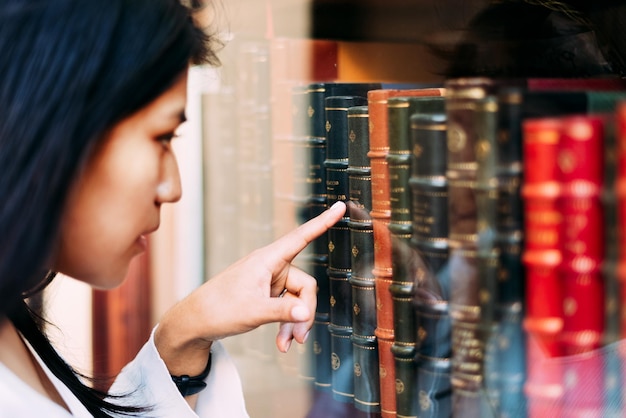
156, 151, 182, 203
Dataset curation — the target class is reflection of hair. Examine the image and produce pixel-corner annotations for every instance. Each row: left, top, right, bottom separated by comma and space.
0, 0, 220, 415
429, 0, 618, 78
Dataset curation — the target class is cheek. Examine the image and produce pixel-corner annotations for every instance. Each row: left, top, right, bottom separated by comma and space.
53, 180, 151, 286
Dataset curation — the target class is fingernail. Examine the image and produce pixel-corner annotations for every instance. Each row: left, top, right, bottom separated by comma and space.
291, 305, 309, 322
284, 339, 292, 352
329, 201, 345, 213
303, 331, 310, 343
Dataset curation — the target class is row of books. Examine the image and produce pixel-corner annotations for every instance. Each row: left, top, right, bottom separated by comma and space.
288, 78, 626, 418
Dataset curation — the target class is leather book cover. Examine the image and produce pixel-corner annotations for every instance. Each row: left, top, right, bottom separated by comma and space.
521, 117, 564, 417
492, 87, 527, 417
445, 78, 496, 417
557, 115, 605, 354
606, 100, 626, 417
292, 83, 330, 384
557, 116, 605, 416
326, 95, 368, 403
617, 102, 626, 340
366, 87, 444, 418
408, 110, 453, 417
473, 97, 501, 412
294, 83, 380, 388
347, 105, 381, 413
387, 95, 446, 418
386, 96, 444, 416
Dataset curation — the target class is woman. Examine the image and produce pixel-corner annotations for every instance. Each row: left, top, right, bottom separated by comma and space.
0, 0, 345, 416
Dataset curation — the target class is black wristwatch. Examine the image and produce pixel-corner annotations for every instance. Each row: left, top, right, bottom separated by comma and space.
171, 353, 212, 397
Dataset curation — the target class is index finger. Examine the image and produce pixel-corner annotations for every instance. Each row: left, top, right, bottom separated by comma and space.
269, 201, 346, 263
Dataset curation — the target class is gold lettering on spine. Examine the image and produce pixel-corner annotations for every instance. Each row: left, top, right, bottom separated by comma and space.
395, 379, 405, 394
558, 149, 576, 173
331, 353, 340, 370
564, 297, 577, 316
447, 122, 466, 152
476, 140, 491, 161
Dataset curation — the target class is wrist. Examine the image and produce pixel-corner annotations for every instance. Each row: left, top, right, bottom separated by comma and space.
154, 317, 213, 377
170, 351, 212, 397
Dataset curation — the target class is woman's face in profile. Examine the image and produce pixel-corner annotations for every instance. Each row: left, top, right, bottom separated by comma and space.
51, 72, 189, 289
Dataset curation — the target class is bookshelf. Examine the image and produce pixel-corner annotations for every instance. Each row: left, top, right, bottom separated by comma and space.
153, 1, 626, 418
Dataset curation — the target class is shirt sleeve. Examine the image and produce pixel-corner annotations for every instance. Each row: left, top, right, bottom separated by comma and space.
108, 325, 249, 418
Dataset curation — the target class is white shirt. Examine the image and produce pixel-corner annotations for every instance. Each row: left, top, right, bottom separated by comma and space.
0, 327, 249, 417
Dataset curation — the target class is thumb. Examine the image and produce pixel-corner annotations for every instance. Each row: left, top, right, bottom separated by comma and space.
262, 297, 313, 350
262, 296, 312, 324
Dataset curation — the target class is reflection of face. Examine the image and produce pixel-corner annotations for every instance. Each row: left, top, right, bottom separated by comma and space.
52, 72, 188, 289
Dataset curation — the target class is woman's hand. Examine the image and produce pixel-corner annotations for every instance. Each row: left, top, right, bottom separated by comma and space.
155, 201, 346, 377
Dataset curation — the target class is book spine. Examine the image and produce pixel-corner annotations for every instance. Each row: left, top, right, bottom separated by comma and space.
445, 79, 497, 418
557, 115, 605, 416
326, 95, 368, 403
367, 89, 397, 418
493, 87, 527, 416
387, 96, 419, 417
408, 110, 452, 418
618, 102, 626, 342
347, 105, 382, 413
366, 88, 445, 418
521, 117, 564, 417
473, 96, 501, 414
611, 102, 626, 416
291, 83, 333, 386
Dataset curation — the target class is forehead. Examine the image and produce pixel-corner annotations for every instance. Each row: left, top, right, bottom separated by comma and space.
137, 73, 189, 124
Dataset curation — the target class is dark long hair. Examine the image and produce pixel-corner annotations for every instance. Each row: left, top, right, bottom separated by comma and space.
0, 0, 219, 415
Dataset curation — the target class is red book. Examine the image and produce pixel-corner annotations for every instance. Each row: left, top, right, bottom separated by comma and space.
523, 115, 607, 417
557, 115, 605, 354
366, 87, 444, 418
557, 115, 606, 416
616, 102, 626, 340
521, 117, 564, 417
527, 77, 626, 92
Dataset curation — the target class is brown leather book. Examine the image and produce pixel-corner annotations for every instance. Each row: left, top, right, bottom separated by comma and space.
445, 78, 500, 418
367, 86, 444, 418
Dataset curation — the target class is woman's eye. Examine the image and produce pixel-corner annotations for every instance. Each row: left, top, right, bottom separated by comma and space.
157, 133, 179, 145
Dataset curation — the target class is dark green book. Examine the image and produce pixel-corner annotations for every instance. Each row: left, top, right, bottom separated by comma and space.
347, 105, 381, 413
409, 110, 452, 418
292, 82, 381, 390
386, 95, 445, 417
326, 95, 368, 403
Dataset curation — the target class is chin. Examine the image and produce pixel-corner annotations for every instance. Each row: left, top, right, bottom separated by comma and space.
95, 269, 131, 290
64, 266, 131, 290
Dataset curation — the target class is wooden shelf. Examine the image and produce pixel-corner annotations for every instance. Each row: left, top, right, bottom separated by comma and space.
310, 0, 489, 43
